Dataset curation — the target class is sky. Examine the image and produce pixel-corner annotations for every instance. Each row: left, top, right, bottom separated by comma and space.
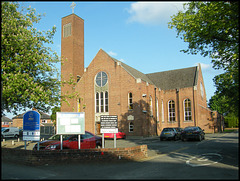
4, 1, 224, 119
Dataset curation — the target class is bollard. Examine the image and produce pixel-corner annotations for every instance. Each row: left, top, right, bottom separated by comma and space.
12, 140, 15, 145
3, 139, 5, 143
18, 138, 20, 142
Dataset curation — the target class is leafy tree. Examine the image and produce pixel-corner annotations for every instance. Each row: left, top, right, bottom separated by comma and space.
1, 2, 61, 115
168, 1, 239, 71
208, 94, 229, 115
168, 1, 239, 117
50, 106, 60, 121
213, 67, 239, 116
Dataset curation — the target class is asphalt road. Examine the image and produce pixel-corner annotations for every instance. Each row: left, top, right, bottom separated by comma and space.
2, 131, 239, 180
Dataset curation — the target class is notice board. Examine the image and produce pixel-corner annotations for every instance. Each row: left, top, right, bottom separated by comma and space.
23, 110, 40, 141
100, 115, 118, 133
56, 112, 85, 134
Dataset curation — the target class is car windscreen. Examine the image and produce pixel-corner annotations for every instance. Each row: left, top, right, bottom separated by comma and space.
48, 135, 72, 141
184, 127, 198, 131
162, 128, 174, 132
1, 128, 7, 132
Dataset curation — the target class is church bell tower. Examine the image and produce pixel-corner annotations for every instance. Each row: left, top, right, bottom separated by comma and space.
61, 4, 84, 112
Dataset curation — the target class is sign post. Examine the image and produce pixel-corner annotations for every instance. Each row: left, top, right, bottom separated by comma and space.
23, 110, 40, 150
100, 115, 118, 148
56, 112, 85, 150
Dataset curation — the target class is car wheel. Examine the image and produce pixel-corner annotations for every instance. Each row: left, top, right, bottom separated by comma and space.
198, 135, 202, 141
14, 134, 19, 138
174, 136, 178, 141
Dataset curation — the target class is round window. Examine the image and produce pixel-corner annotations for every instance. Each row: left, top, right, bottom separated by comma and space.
95, 71, 108, 87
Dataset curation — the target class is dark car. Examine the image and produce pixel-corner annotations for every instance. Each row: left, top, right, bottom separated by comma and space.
160, 127, 182, 141
181, 126, 205, 141
33, 131, 102, 150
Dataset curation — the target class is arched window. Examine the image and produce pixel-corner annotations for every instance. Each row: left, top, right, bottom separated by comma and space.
184, 99, 192, 121
128, 92, 133, 110
168, 100, 175, 122
129, 122, 134, 132
149, 96, 153, 116
156, 98, 159, 122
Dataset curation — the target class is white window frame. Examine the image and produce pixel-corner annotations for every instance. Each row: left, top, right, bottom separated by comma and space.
156, 98, 159, 122
95, 91, 109, 113
184, 98, 192, 121
149, 96, 153, 116
168, 100, 175, 122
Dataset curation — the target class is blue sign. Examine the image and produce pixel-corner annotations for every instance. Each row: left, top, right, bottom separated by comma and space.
23, 110, 40, 141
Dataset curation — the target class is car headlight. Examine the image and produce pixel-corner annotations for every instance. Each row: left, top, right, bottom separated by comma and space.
46, 144, 58, 150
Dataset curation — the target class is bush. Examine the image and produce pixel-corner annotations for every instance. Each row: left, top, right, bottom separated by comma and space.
225, 114, 239, 128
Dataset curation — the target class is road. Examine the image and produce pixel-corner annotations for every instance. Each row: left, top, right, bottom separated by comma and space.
2, 131, 238, 180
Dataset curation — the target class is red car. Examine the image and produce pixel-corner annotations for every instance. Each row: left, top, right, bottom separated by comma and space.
104, 131, 126, 139
33, 131, 102, 150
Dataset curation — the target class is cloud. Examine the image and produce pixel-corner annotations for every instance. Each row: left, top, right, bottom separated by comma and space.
198, 63, 212, 70
126, 1, 186, 25
108, 51, 117, 57
107, 50, 126, 62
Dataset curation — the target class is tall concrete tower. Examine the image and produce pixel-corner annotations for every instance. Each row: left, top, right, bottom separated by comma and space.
61, 13, 84, 112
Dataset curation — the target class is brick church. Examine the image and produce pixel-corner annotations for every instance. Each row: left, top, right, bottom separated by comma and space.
61, 13, 222, 136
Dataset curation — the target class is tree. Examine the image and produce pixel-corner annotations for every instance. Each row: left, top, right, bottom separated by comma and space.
1, 2, 61, 115
168, 1, 239, 71
50, 106, 61, 127
168, 1, 239, 116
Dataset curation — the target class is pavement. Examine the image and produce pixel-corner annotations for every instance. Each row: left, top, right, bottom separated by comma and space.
1, 135, 159, 150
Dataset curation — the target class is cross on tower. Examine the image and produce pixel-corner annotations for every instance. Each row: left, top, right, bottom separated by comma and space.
70, 2, 76, 14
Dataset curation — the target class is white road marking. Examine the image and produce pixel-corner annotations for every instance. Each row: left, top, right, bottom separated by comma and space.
186, 153, 223, 167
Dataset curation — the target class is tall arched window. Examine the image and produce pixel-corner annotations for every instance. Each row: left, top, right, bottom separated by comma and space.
184, 98, 192, 121
149, 96, 153, 116
168, 100, 175, 122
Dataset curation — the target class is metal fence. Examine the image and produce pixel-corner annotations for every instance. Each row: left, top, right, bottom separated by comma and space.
40, 126, 55, 135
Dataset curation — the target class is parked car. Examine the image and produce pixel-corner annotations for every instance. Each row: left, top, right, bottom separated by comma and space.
181, 126, 205, 141
1, 127, 19, 139
104, 131, 126, 139
160, 127, 182, 141
33, 131, 102, 150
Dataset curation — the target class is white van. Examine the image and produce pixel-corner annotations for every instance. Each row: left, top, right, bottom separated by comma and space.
1, 127, 19, 138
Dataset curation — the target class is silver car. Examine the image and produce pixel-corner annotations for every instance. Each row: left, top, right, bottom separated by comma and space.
160, 127, 182, 141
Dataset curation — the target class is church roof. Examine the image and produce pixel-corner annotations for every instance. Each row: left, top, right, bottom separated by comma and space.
103, 49, 199, 91
111, 57, 154, 85
146, 66, 198, 90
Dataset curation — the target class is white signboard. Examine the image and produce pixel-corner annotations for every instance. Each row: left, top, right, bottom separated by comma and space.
100, 115, 118, 133
56, 112, 85, 134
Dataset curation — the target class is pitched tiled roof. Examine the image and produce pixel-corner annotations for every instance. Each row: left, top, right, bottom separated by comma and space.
12, 111, 51, 119
1, 116, 12, 122
111, 57, 154, 84
105, 51, 198, 90
146, 66, 198, 90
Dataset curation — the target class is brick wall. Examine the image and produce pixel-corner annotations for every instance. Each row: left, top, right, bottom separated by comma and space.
1, 145, 148, 165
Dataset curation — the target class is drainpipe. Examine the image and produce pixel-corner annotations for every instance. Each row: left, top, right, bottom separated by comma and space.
154, 87, 158, 136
